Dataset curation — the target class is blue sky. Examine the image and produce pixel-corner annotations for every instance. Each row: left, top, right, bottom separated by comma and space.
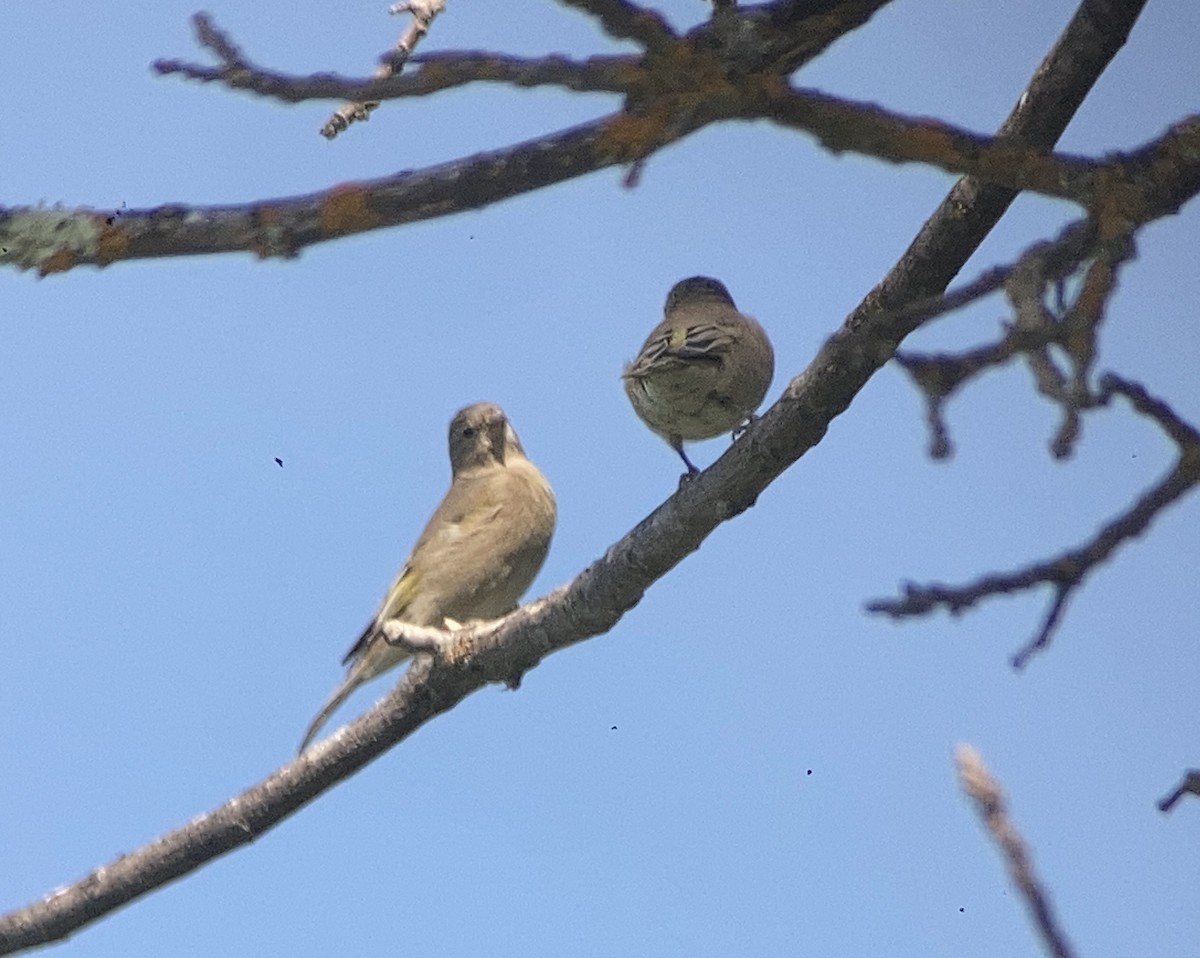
2, 1, 1198, 955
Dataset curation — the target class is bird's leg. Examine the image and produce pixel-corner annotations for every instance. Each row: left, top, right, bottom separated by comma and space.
671, 437, 701, 482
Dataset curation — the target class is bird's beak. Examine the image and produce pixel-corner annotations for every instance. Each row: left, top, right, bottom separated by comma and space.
487, 414, 509, 464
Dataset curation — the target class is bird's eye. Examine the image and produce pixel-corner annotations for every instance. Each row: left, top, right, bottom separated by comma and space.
461, 426, 476, 438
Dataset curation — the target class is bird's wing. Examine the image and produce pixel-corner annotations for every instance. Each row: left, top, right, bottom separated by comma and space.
409, 473, 507, 559
341, 560, 419, 665
627, 321, 735, 376
355, 476, 510, 657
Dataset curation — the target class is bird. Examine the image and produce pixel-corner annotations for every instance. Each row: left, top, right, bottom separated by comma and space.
623, 276, 775, 476
298, 402, 556, 752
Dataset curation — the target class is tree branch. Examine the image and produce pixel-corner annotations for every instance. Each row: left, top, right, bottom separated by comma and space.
7, 1, 1172, 276
868, 374, 1200, 668
840, 0, 1149, 320
758, 86, 1200, 216
320, 0, 446, 139
555, 0, 675, 52
152, 29, 1200, 221
0, 0, 1159, 952
155, 48, 636, 99
893, 217, 1134, 459
0, 114, 678, 274
895, 228, 1097, 459
1158, 769, 1200, 813
8, 94, 1194, 276
956, 745, 1077, 958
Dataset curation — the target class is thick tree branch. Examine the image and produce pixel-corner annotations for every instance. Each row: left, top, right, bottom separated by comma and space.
0, 0, 1158, 952
153, 26, 1200, 225
152, 22, 1200, 219
152, 1, 890, 105
6, 96, 1193, 276
0, 115, 677, 274
842, 0, 1149, 320
7, 1, 1171, 276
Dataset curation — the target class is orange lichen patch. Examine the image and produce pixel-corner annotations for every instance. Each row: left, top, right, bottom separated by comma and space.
597, 112, 662, 160
749, 73, 791, 103
597, 110, 679, 162
647, 54, 736, 105
39, 246, 77, 276
610, 60, 649, 88
95, 223, 130, 266
897, 122, 980, 171
1091, 172, 1147, 233
319, 183, 382, 237
1073, 257, 1116, 320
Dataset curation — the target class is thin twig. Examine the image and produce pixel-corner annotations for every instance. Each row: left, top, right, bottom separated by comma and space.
555, 0, 676, 52
1157, 769, 1200, 812
320, 0, 446, 139
868, 374, 1200, 668
892, 220, 1138, 461
155, 49, 633, 100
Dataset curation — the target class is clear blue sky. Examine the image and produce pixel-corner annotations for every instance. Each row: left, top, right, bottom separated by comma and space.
2, 1, 1198, 955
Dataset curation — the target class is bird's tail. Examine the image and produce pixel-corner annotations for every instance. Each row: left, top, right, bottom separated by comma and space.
298, 632, 413, 753
298, 670, 363, 754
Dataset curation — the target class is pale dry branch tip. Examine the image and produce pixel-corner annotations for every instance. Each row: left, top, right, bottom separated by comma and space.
955, 745, 1077, 958
321, 0, 445, 139
390, 0, 446, 17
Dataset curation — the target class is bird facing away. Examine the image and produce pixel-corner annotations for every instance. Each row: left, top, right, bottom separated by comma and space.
623, 276, 775, 475
299, 402, 556, 752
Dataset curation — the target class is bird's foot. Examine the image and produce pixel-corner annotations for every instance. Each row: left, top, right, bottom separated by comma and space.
380, 620, 450, 655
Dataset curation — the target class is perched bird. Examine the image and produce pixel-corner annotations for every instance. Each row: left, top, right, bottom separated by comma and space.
623, 276, 775, 475
299, 402, 556, 752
